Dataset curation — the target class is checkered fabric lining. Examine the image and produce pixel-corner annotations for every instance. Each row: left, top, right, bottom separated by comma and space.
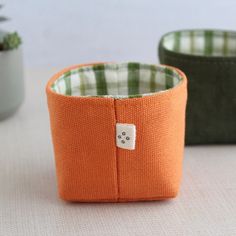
51, 63, 183, 98
162, 30, 236, 57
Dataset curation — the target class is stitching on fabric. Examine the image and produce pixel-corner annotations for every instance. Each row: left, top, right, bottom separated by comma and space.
64, 195, 176, 202
113, 99, 119, 202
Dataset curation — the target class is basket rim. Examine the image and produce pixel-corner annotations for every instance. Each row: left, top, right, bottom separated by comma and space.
46, 62, 187, 101
159, 29, 236, 61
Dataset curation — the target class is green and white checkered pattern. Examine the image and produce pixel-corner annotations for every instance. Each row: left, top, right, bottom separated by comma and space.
162, 30, 236, 57
51, 63, 183, 98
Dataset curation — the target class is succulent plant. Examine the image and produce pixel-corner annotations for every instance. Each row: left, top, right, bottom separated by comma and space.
0, 5, 22, 51
2, 32, 21, 50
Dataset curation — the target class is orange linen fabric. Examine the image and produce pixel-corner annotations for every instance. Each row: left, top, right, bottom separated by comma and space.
46, 63, 187, 202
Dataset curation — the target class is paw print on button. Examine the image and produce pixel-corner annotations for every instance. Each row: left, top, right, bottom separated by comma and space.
117, 131, 131, 145
116, 123, 136, 150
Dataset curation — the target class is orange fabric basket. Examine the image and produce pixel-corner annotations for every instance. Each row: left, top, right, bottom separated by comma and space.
46, 62, 187, 202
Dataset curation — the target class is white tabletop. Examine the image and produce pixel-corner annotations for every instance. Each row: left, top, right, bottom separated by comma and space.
0, 69, 236, 236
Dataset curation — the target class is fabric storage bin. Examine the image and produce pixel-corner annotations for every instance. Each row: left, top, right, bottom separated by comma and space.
159, 29, 236, 144
46, 62, 187, 202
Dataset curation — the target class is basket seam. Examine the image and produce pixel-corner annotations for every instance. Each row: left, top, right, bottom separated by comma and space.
61, 195, 177, 202
114, 99, 120, 202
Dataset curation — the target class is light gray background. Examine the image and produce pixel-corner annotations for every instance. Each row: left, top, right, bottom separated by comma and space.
2, 0, 236, 67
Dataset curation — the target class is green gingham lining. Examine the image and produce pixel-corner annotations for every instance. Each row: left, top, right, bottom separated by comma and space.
51, 63, 183, 99
162, 30, 236, 57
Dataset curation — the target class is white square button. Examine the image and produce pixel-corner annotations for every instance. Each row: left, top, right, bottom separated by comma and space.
116, 123, 136, 150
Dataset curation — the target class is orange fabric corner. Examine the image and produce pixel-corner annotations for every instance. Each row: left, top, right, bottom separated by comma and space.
46, 63, 187, 202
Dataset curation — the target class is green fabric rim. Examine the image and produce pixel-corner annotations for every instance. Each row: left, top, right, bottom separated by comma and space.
51, 62, 184, 99
160, 29, 236, 58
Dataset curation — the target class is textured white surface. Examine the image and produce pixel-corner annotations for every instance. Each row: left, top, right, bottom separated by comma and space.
0, 69, 236, 236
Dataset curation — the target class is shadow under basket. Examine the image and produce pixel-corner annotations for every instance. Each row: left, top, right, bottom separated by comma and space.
159, 29, 236, 144
46, 62, 187, 202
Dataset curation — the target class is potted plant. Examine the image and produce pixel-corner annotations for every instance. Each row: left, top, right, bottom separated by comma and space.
0, 5, 24, 120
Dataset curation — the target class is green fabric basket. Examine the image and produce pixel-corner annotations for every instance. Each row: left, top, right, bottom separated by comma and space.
158, 29, 236, 144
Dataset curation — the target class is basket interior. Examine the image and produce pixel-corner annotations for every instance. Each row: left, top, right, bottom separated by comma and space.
51, 63, 183, 98
162, 30, 236, 57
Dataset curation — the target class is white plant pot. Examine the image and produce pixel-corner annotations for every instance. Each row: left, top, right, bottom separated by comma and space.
0, 46, 24, 120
